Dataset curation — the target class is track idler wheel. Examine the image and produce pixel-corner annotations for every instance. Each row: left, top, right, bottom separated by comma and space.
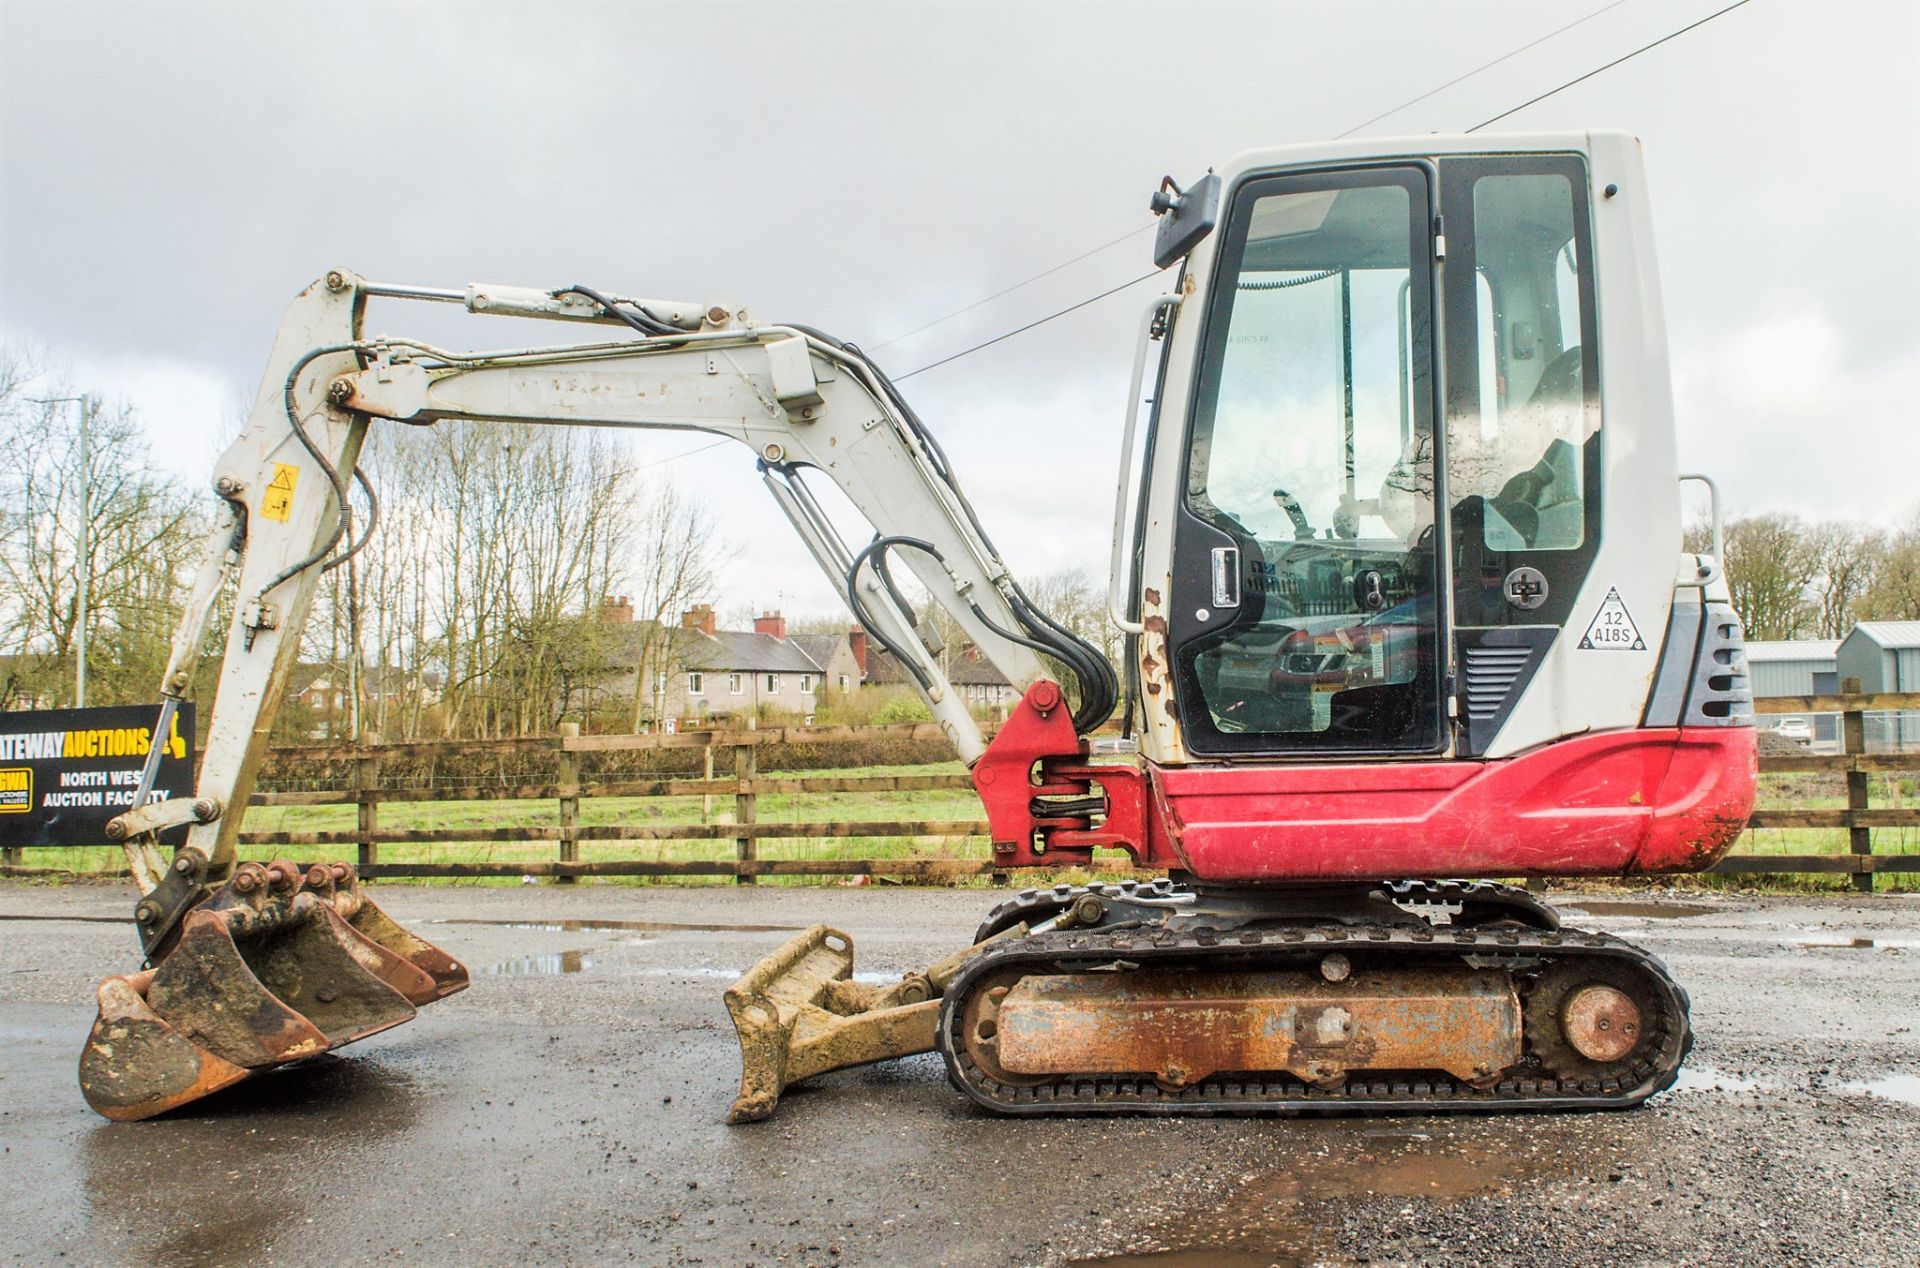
78, 860, 469, 1121
1525, 960, 1659, 1082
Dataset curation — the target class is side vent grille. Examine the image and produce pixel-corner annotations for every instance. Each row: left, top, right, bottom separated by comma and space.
1463, 646, 1534, 722
1686, 601, 1754, 725
1455, 626, 1556, 756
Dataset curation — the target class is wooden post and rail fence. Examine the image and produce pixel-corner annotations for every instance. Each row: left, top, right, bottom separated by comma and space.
3, 691, 1916, 884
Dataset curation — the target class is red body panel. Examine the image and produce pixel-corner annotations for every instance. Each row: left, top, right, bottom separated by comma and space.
1150, 726, 1757, 882
972, 684, 1756, 883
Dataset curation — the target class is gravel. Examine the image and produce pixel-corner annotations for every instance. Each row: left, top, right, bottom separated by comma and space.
2, 882, 1915, 1266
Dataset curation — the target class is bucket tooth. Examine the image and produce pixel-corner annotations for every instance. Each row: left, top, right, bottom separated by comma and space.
305, 863, 469, 1002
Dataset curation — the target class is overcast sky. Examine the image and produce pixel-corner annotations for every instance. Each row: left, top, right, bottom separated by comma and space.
2, 0, 1914, 621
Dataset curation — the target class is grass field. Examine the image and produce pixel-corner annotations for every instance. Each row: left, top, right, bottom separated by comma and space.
15, 766, 1916, 892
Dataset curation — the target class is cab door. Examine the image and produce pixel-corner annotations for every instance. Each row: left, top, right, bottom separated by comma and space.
1166, 164, 1445, 757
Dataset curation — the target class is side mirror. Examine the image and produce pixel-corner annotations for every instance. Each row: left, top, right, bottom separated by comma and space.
1150, 172, 1221, 269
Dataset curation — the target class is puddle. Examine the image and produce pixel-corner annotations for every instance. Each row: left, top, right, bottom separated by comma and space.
1666, 1064, 1774, 1095
0, 913, 127, 923
1843, 1074, 1920, 1107
436, 918, 803, 934
484, 950, 593, 976
471, 960, 900, 984
628, 966, 899, 983
1567, 900, 1716, 919
1072, 1128, 1577, 1267
1070, 1252, 1301, 1268
1789, 936, 1920, 950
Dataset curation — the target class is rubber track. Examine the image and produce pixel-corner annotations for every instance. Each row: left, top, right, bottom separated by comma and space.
972, 879, 1180, 943
936, 921, 1690, 1116
971, 878, 1554, 945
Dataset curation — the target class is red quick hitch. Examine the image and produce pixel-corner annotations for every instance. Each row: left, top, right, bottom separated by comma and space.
971, 681, 1148, 869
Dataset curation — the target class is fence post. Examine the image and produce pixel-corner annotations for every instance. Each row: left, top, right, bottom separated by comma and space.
734, 740, 757, 884
702, 742, 714, 825
556, 722, 581, 884
356, 731, 381, 878
1841, 677, 1871, 894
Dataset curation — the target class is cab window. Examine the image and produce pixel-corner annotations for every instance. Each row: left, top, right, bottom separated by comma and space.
1441, 155, 1600, 628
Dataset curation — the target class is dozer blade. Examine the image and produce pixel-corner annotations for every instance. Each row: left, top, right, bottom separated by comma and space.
78, 860, 461, 1121
724, 924, 1011, 1124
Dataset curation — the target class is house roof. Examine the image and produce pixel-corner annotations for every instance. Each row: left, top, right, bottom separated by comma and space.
1744, 640, 1840, 664
862, 648, 915, 685
788, 634, 846, 671
1846, 621, 1920, 651
862, 646, 1011, 687
612, 624, 825, 674
947, 651, 1012, 686
690, 630, 824, 675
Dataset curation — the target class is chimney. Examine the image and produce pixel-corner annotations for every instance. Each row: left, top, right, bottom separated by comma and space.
681, 603, 717, 636
848, 626, 868, 675
602, 594, 634, 624
753, 610, 787, 641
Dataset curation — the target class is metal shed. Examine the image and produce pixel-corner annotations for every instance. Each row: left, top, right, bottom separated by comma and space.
1744, 639, 1840, 746
1835, 621, 1920, 750
1744, 639, 1840, 697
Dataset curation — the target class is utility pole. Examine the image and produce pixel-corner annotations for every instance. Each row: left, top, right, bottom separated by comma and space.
30, 394, 95, 707
75, 396, 93, 708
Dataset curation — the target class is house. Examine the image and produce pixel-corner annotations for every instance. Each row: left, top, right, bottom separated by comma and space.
863, 638, 1016, 712
790, 629, 865, 699
948, 646, 1019, 710
286, 663, 443, 738
605, 603, 854, 724
1834, 621, 1920, 751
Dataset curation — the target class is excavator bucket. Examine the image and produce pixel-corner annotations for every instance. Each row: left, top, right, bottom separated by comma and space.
79, 860, 468, 1121
725, 924, 1010, 1124
300, 861, 471, 1003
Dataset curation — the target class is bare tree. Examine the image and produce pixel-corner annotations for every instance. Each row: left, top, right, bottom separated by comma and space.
1859, 508, 1920, 622
0, 368, 200, 708
1806, 520, 1884, 639
1699, 512, 1819, 640
627, 479, 730, 730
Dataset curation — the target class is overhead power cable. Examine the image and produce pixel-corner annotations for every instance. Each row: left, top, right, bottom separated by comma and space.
891, 271, 1162, 381
1337, 0, 1632, 138
889, 0, 1760, 381
867, 223, 1153, 353
1468, 0, 1756, 131
863, 0, 1636, 365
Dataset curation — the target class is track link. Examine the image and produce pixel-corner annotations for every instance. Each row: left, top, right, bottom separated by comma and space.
972, 877, 1558, 944
936, 921, 1689, 1116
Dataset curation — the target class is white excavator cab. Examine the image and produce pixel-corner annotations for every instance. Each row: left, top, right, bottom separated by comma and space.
1126, 131, 1691, 767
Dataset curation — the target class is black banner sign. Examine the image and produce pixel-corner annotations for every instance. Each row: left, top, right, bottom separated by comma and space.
0, 705, 196, 847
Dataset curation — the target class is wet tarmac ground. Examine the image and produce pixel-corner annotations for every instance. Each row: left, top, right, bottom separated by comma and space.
2, 884, 1916, 1267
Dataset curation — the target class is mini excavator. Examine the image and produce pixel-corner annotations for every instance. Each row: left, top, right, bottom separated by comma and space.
80, 131, 1754, 1123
